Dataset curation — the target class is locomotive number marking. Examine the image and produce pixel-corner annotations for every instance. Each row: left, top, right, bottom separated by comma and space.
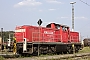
44, 31, 53, 34
15, 29, 25, 32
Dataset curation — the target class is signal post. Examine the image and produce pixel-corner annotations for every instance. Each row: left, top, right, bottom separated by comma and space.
37, 19, 42, 56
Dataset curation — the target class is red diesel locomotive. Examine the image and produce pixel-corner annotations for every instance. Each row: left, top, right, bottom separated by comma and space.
15, 23, 82, 55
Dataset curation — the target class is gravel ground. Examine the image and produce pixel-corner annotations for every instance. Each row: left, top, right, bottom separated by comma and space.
5, 53, 90, 60
5, 57, 90, 60
6, 57, 38, 60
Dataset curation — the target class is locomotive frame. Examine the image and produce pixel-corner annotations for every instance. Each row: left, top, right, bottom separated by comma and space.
15, 23, 82, 55
17, 42, 81, 55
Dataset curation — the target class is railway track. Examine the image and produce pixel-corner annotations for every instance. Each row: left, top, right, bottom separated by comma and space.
4, 53, 90, 60
0, 53, 19, 58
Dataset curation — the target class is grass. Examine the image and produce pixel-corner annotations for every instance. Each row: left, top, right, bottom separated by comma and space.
78, 47, 90, 53
0, 56, 5, 60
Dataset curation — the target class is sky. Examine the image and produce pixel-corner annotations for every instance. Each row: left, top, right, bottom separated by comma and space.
0, 0, 90, 39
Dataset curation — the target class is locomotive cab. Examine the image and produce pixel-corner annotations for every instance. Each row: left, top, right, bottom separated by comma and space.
46, 23, 70, 43
46, 23, 70, 31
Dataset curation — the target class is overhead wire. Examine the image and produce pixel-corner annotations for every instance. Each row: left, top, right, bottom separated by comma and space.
79, 0, 90, 6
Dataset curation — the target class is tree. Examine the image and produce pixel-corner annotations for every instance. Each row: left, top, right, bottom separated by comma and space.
0, 31, 14, 42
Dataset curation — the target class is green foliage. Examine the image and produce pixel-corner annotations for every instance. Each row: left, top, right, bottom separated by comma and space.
0, 31, 14, 42
0, 56, 5, 60
78, 47, 90, 53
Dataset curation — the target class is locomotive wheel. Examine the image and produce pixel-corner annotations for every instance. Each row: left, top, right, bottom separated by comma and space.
17, 48, 23, 54
63, 51, 67, 54
75, 47, 79, 53
48, 47, 53, 54
67, 46, 73, 54
75, 49, 78, 53
33, 47, 40, 55
68, 49, 71, 54
56, 52, 62, 55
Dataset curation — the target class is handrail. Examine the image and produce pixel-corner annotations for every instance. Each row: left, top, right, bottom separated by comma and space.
32, 32, 61, 42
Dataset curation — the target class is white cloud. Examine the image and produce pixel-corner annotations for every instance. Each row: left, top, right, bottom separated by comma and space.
48, 8, 56, 11
14, 0, 42, 7
57, 16, 88, 20
75, 17, 88, 20
57, 17, 69, 19
46, 0, 61, 4
61, 17, 69, 19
